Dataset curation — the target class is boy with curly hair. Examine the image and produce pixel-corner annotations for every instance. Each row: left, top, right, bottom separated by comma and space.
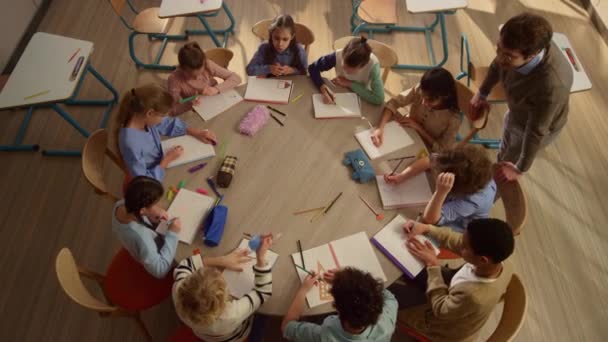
281, 267, 397, 341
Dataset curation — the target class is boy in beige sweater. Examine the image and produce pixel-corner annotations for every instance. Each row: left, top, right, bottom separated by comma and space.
395, 218, 515, 342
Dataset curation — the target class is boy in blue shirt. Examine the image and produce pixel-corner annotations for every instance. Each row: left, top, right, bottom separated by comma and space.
282, 267, 397, 341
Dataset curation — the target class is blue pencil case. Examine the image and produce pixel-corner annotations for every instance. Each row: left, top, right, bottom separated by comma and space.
203, 204, 228, 247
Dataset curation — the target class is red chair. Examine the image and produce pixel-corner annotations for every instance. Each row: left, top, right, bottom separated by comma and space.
168, 324, 202, 342
438, 248, 461, 260
397, 323, 432, 342
104, 248, 174, 312
56, 248, 173, 341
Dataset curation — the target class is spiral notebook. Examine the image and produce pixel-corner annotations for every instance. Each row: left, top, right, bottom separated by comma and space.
371, 214, 439, 278
223, 239, 280, 298
290, 231, 387, 308
161, 135, 216, 168
156, 189, 215, 244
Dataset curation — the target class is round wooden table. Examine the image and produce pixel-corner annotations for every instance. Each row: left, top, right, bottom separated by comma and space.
162, 75, 428, 316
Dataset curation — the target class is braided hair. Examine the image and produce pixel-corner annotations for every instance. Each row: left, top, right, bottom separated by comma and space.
264, 15, 304, 73
124, 176, 165, 228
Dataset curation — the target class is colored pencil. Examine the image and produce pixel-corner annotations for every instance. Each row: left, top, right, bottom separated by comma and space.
270, 113, 284, 126
24, 90, 50, 100
323, 192, 343, 214
290, 93, 303, 103
297, 240, 305, 270
292, 206, 325, 215
390, 158, 405, 175
68, 48, 80, 63
267, 105, 288, 116
180, 95, 197, 103
387, 155, 415, 162
294, 264, 326, 283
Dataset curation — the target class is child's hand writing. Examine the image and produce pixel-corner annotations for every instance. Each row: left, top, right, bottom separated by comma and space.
371, 128, 384, 147
168, 218, 182, 233
320, 85, 336, 105
384, 172, 405, 184
301, 273, 319, 292
202, 87, 219, 96
164, 146, 184, 164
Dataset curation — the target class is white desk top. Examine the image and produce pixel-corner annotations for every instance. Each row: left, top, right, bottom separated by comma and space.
406, 0, 468, 13
551, 32, 592, 92
0, 32, 93, 110
158, 0, 222, 18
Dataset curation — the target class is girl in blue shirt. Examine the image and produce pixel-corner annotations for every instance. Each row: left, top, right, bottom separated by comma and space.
115, 83, 217, 182
246, 14, 308, 77
112, 176, 181, 279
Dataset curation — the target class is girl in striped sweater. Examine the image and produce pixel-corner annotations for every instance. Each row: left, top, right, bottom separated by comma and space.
172, 235, 273, 341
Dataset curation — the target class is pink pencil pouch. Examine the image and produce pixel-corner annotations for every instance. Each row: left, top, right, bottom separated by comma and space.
239, 105, 269, 136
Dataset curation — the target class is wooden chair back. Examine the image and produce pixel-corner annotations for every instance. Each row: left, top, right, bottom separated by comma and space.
496, 177, 528, 235
487, 274, 528, 342
252, 19, 316, 55
82, 129, 125, 203
455, 81, 489, 145
333, 36, 398, 83
55, 248, 116, 313
206, 48, 234, 68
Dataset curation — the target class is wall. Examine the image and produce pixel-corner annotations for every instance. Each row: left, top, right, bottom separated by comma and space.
0, 0, 42, 71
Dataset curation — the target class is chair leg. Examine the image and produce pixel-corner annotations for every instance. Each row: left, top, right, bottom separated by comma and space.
128, 32, 178, 71
132, 313, 154, 342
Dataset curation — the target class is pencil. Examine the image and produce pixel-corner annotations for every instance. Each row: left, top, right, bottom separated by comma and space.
323, 192, 343, 214
267, 105, 288, 116
24, 90, 50, 100
290, 93, 303, 103
297, 240, 305, 270
387, 155, 415, 162
292, 206, 325, 215
180, 95, 197, 103
68, 48, 80, 63
270, 113, 284, 126
295, 264, 326, 283
390, 158, 405, 175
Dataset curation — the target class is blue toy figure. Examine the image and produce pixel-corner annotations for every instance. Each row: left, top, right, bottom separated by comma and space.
343, 149, 375, 183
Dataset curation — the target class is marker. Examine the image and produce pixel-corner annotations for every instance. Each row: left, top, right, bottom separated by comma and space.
188, 162, 207, 173
68, 48, 80, 63
178, 180, 186, 189
206, 177, 222, 197
167, 189, 175, 202
270, 113, 284, 126
24, 90, 50, 100
170, 185, 178, 194
267, 105, 288, 116
290, 93, 303, 103
196, 188, 209, 195
180, 95, 197, 103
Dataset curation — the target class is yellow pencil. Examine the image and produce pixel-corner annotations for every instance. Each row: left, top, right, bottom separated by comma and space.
24, 90, 50, 100
291, 93, 303, 103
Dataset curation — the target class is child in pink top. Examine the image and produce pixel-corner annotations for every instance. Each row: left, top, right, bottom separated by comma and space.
168, 42, 242, 116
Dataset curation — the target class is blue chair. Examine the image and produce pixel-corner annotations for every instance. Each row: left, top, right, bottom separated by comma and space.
455, 34, 502, 149
107, 0, 187, 70
350, 0, 456, 70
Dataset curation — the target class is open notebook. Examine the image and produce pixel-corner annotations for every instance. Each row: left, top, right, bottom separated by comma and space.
290, 231, 387, 308
192, 89, 243, 121
223, 239, 280, 298
161, 135, 215, 168
376, 173, 432, 209
355, 121, 414, 160
312, 92, 361, 119
243, 77, 293, 104
156, 189, 215, 244
371, 214, 439, 278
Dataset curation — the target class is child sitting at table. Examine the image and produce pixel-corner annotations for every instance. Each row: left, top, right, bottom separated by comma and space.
246, 14, 308, 77
168, 41, 242, 116
114, 83, 217, 182
112, 176, 180, 279
282, 267, 398, 341
393, 218, 515, 342
308, 36, 384, 105
173, 235, 274, 341
385, 145, 496, 232
371, 67, 462, 152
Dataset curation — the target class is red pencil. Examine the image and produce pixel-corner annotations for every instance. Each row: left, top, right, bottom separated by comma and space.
68, 48, 80, 63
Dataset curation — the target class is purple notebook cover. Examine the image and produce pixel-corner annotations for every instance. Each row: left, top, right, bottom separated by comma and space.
370, 237, 417, 279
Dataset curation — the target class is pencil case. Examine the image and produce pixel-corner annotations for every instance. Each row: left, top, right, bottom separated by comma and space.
203, 204, 228, 247
217, 156, 237, 188
239, 105, 269, 136
343, 149, 375, 183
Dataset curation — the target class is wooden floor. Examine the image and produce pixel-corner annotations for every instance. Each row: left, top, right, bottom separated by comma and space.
1, 0, 607, 341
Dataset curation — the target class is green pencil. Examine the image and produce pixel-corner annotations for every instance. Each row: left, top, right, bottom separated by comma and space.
294, 264, 325, 283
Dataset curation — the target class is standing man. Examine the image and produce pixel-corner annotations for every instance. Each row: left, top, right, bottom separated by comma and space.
471, 13, 573, 181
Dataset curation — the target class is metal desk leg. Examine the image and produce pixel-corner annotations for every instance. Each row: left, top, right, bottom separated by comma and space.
186, 2, 236, 48
0, 106, 40, 152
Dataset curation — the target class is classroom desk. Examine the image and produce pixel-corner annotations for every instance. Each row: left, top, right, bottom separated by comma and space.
352, 0, 468, 70
0, 32, 118, 156
162, 75, 429, 316
158, 0, 235, 48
